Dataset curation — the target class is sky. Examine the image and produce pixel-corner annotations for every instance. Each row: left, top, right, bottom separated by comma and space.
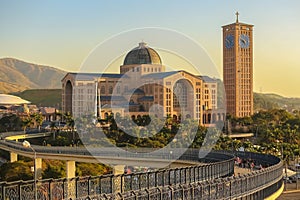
0, 0, 300, 97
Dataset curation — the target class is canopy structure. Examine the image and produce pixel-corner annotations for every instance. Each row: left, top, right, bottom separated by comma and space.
0, 94, 31, 105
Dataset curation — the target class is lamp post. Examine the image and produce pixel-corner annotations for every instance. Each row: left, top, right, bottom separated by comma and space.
276, 139, 287, 190
232, 139, 237, 154
23, 140, 37, 200
172, 138, 177, 149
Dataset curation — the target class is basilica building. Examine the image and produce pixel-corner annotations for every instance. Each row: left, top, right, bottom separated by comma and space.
62, 42, 224, 125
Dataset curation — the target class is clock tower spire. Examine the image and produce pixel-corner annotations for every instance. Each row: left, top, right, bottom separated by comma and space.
235, 11, 239, 23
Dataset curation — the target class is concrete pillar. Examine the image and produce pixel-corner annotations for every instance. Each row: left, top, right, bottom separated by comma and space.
10, 152, 18, 162
66, 161, 76, 199
66, 160, 76, 179
113, 165, 125, 193
113, 165, 125, 175
35, 158, 42, 179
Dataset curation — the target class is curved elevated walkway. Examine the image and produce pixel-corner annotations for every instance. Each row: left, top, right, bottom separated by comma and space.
0, 131, 283, 199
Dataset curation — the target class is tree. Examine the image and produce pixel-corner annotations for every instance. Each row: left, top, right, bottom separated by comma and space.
64, 112, 75, 139
76, 163, 111, 176
42, 160, 66, 179
0, 114, 22, 132
22, 116, 33, 133
0, 161, 33, 181
50, 121, 57, 140
32, 113, 44, 131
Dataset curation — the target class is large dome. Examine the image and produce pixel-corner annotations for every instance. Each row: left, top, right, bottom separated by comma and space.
123, 42, 162, 65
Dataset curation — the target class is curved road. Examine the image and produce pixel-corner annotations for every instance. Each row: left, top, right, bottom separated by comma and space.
0, 139, 202, 168
0, 131, 203, 168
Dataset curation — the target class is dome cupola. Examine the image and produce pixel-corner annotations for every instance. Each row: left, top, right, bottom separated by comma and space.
123, 42, 162, 65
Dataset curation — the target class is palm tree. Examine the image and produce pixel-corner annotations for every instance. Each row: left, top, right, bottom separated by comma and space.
50, 121, 57, 140
64, 112, 75, 140
33, 113, 44, 131
21, 117, 33, 133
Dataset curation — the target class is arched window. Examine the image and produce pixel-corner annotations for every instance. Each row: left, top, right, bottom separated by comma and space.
100, 86, 105, 94
109, 86, 113, 94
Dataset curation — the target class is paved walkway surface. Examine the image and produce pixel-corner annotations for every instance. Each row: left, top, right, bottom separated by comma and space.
232, 166, 298, 199
277, 191, 300, 200
277, 183, 300, 199
234, 166, 253, 175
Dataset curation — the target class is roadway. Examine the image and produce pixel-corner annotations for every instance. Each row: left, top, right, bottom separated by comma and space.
0, 139, 200, 168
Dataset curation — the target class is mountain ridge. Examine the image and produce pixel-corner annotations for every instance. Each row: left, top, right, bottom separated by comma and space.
0, 57, 66, 93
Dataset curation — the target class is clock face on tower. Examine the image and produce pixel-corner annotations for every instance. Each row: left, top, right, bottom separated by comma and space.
239, 34, 250, 48
225, 34, 234, 49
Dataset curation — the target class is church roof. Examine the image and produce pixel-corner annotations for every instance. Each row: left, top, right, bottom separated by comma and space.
65, 73, 128, 81
39, 107, 56, 114
199, 76, 217, 83
222, 22, 254, 28
142, 71, 178, 79
123, 42, 162, 65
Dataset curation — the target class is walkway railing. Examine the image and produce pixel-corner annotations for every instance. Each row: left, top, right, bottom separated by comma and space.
0, 135, 283, 200
90, 152, 283, 200
0, 148, 234, 200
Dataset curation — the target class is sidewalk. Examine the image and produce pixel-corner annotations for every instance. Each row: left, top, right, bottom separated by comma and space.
277, 183, 300, 200
277, 191, 300, 200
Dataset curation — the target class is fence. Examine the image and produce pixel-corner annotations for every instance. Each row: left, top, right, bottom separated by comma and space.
0, 137, 283, 200
0, 150, 234, 200
81, 152, 283, 200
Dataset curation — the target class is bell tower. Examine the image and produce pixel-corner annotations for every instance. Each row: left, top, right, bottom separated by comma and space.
222, 12, 254, 118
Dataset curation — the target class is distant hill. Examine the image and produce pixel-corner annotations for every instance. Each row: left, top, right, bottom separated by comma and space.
0, 58, 66, 93
12, 89, 62, 108
254, 93, 300, 111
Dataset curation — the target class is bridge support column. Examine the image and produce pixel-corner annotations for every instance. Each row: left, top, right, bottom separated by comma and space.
113, 165, 125, 175
35, 158, 42, 179
113, 165, 125, 193
66, 160, 76, 179
10, 152, 18, 162
66, 161, 76, 199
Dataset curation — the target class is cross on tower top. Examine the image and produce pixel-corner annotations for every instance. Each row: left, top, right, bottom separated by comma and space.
236, 11, 239, 23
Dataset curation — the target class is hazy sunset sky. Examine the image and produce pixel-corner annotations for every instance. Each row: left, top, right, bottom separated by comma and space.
0, 0, 300, 97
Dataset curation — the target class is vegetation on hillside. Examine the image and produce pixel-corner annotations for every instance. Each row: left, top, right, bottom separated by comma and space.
12, 89, 62, 108
0, 57, 66, 93
254, 93, 300, 111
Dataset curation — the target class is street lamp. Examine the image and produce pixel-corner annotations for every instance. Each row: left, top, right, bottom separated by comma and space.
22, 140, 37, 200
275, 140, 283, 159
172, 138, 177, 148
276, 139, 288, 190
